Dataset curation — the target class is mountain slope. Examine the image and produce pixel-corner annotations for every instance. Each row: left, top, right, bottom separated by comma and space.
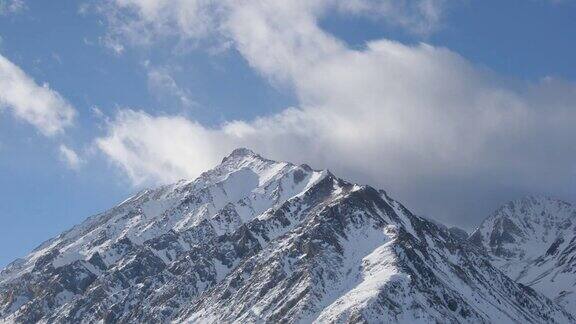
470, 196, 576, 314
1, 150, 573, 323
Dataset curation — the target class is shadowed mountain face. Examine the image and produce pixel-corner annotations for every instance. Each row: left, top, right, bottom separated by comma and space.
470, 196, 576, 315
1, 149, 573, 323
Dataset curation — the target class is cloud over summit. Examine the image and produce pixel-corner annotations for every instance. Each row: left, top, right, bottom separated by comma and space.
95, 0, 576, 228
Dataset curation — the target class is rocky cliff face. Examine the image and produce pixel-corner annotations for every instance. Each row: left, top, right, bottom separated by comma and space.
1, 150, 573, 323
470, 196, 576, 315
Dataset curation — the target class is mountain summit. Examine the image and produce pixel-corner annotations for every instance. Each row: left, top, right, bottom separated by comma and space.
0, 151, 573, 323
470, 196, 576, 313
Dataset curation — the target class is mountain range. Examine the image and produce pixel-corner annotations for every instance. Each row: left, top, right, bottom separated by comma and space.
1, 148, 574, 323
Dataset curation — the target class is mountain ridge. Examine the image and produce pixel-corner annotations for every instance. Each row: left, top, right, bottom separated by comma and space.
0, 149, 573, 323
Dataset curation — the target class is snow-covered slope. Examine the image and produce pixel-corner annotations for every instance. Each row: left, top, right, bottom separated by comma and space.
470, 196, 576, 314
0, 150, 573, 323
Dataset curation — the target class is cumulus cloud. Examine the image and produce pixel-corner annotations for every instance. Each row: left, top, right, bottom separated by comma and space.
96, 110, 229, 185
59, 144, 84, 170
95, 0, 576, 227
0, 54, 76, 136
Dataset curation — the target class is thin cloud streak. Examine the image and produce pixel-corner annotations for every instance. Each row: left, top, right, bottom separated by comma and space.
59, 144, 84, 170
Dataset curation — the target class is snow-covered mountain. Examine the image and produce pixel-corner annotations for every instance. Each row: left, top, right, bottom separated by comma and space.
0, 149, 573, 323
470, 196, 576, 314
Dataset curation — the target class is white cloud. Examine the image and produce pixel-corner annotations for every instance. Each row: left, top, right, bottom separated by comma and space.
90, 106, 106, 120
145, 63, 195, 108
96, 110, 227, 185
96, 41, 574, 186
0, 54, 76, 136
59, 144, 84, 170
336, 0, 451, 35
100, 35, 125, 55
97, 0, 451, 52
95, 0, 221, 52
0, 0, 25, 15
95, 0, 576, 227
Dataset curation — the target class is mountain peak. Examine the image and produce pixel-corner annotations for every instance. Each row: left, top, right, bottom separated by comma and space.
509, 195, 569, 207
220, 147, 268, 164
470, 195, 576, 313
229, 147, 257, 157
491, 195, 573, 221
472, 195, 575, 243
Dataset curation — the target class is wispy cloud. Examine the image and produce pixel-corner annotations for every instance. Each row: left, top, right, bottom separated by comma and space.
0, 54, 76, 136
59, 144, 84, 170
0, 0, 26, 15
337, 0, 453, 36
95, 0, 451, 53
144, 63, 195, 109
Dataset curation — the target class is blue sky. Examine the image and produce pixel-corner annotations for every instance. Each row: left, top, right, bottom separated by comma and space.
0, 0, 575, 267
